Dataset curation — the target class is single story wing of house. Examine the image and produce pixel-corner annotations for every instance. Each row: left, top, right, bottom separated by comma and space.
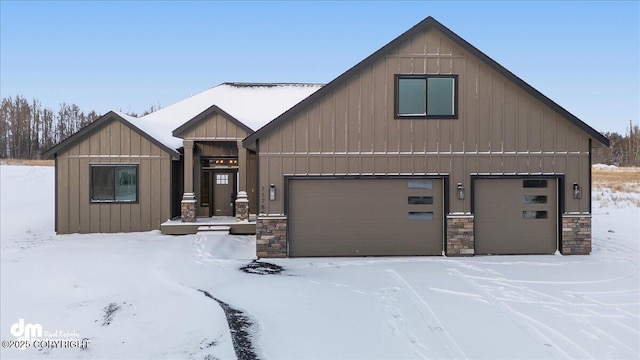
42, 82, 323, 234
44, 16, 609, 258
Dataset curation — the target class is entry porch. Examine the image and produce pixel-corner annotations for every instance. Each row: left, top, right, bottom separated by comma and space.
161, 215, 257, 235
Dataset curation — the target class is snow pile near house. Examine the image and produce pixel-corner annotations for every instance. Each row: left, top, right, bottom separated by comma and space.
132, 83, 323, 149
593, 163, 618, 170
1, 164, 638, 359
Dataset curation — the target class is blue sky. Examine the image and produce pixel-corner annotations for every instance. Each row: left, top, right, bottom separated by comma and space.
1, 0, 638, 134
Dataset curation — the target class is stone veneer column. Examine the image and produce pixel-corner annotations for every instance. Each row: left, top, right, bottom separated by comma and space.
181, 140, 197, 222
256, 216, 287, 258
446, 215, 475, 256
235, 191, 249, 222
561, 215, 592, 255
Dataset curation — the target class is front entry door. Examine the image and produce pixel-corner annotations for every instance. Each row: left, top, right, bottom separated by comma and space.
212, 172, 236, 216
211, 172, 236, 217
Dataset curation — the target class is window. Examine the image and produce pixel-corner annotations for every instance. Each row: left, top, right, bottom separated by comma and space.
409, 212, 434, 220
408, 180, 433, 189
216, 174, 229, 185
522, 195, 548, 204
523, 179, 547, 188
408, 196, 434, 205
523, 211, 548, 219
91, 165, 137, 203
395, 75, 457, 118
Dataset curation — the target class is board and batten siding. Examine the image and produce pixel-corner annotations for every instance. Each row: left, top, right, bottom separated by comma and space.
258, 27, 591, 215
56, 119, 173, 234
180, 113, 251, 140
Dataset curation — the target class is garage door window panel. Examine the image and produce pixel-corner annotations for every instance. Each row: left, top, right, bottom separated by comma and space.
408, 196, 434, 205
522, 195, 548, 204
408, 211, 434, 220
523, 179, 548, 188
408, 180, 433, 189
523, 210, 548, 219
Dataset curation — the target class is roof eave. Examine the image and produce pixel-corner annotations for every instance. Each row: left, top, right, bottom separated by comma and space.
42, 111, 181, 160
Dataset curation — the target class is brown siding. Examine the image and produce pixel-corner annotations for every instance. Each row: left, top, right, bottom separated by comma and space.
56, 119, 173, 234
258, 27, 591, 215
182, 113, 250, 140
247, 151, 258, 213
197, 142, 238, 157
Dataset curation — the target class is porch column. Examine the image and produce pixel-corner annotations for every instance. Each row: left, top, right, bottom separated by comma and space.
235, 140, 249, 220
237, 140, 247, 192
181, 140, 197, 222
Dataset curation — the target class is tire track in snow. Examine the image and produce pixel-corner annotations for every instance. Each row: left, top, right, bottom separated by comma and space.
458, 275, 638, 354
449, 268, 592, 360
378, 287, 432, 358
386, 269, 468, 359
199, 289, 260, 360
474, 274, 639, 355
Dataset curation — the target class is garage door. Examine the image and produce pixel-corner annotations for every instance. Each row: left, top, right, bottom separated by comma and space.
475, 178, 557, 255
288, 178, 443, 257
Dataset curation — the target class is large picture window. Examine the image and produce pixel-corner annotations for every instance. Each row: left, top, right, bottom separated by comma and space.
90, 165, 138, 203
395, 74, 458, 119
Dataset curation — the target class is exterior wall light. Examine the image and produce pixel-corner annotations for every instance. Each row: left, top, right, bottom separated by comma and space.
573, 183, 582, 199
269, 184, 276, 201
457, 182, 465, 200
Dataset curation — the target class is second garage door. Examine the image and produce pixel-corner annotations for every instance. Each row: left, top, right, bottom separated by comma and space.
475, 178, 558, 255
288, 178, 443, 257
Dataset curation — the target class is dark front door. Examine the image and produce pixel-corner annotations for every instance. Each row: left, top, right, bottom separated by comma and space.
202, 171, 237, 217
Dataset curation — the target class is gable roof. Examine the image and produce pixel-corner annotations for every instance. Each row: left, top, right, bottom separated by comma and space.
138, 82, 323, 149
172, 104, 253, 138
42, 111, 181, 159
244, 16, 609, 149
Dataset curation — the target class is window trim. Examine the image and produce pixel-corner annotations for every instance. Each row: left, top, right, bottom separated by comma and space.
90, 164, 139, 204
394, 74, 458, 119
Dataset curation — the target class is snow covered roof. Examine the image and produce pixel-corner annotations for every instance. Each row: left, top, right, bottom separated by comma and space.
132, 82, 323, 149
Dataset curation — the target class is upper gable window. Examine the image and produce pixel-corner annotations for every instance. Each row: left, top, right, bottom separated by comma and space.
395, 74, 458, 119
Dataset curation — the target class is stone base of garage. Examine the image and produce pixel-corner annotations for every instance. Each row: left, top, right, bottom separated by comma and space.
446, 215, 475, 256
254, 213, 592, 257
256, 216, 287, 258
561, 215, 592, 255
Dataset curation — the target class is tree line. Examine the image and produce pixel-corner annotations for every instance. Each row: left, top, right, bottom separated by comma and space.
592, 122, 640, 167
0, 95, 157, 159
0, 95, 638, 166
0, 95, 99, 159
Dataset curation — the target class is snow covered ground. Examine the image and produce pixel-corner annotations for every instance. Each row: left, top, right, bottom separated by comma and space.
1, 164, 638, 359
